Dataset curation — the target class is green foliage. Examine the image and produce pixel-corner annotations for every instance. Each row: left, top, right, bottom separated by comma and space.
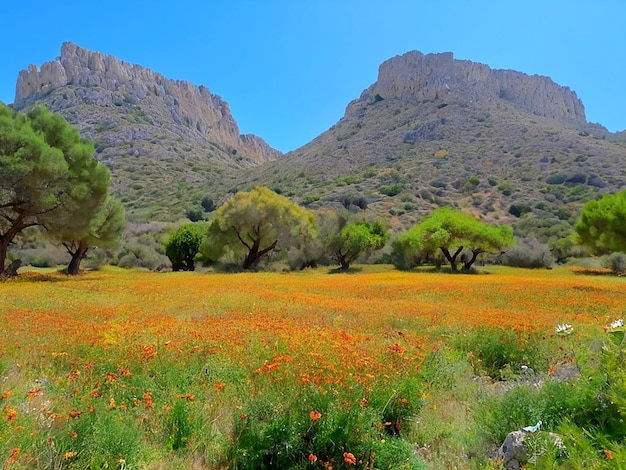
508, 202, 532, 217
166, 400, 195, 450
60, 195, 126, 274
379, 183, 405, 196
229, 384, 425, 469
453, 327, 548, 380
185, 207, 204, 222
392, 207, 516, 272
203, 186, 317, 270
200, 195, 216, 212
165, 222, 206, 271
330, 220, 389, 270
575, 189, 626, 254
0, 104, 110, 274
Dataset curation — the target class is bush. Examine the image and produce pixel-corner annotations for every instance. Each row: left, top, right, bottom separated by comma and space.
452, 327, 547, 380
498, 238, 555, 268
165, 223, 206, 271
602, 252, 626, 275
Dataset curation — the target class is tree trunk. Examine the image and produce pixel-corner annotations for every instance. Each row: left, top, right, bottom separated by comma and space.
463, 249, 481, 271
440, 246, 463, 272
67, 241, 89, 275
243, 239, 277, 270
3, 259, 21, 278
0, 237, 9, 276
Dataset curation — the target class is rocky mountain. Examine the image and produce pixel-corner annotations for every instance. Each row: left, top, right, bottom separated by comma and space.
238, 51, 626, 236
13, 42, 281, 221
11, 47, 626, 241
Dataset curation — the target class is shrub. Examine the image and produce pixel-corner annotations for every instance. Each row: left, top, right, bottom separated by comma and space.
602, 252, 626, 275
498, 238, 555, 268
452, 326, 547, 380
380, 183, 405, 196
508, 203, 532, 217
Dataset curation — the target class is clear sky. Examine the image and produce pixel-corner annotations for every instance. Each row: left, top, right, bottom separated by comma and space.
1, 1, 624, 152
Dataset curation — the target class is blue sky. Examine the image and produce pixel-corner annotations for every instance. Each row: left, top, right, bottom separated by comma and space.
2, 1, 624, 152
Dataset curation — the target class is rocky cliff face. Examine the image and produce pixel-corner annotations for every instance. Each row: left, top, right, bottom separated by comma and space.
14, 42, 280, 165
346, 51, 586, 127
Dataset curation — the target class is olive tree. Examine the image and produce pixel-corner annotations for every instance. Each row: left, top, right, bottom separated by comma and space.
203, 187, 316, 270
393, 207, 515, 272
329, 220, 389, 270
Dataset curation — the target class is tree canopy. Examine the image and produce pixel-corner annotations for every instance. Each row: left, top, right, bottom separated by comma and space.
165, 222, 205, 271
60, 195, 126, 274
0, 104, 113, 274
575, 190, 626, 254
330, 220, 389, 270
203, 186, 317, 270
392, 207, 515, 272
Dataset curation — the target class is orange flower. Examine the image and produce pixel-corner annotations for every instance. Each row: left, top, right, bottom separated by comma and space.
214, 381, 226, 392
5, 406, 18, 424
27, 389, 42, 399
69, 410, 82, 419
604, 449, 614, 460
109, 398, 116, 409
240, 413, 248, 420
70, 431, 78, 439
359, 398, 369, 408
310, 410, 322, 421
308, 453, 317, 462
343, 452, 356, 465
62, 451, 77, 460
177, 394, 195, 402
142, 392, 153, 409
7, 448, 19, 463
1, 391, 12, 400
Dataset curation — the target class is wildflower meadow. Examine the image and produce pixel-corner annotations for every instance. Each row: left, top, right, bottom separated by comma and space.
1, 265, 624, 469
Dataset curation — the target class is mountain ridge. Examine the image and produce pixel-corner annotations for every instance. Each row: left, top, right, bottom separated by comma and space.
10, 44, 626, 232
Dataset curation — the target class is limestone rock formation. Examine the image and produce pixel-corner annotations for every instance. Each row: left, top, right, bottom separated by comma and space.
14, 42, 280, 166
346, 51, 586, 127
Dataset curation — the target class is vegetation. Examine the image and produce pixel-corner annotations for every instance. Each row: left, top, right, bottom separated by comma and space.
0, 104, 111, 275
575, 189, 626, 254
59, 195, 126, 275
392, 207, 516, 272
203, 187, 317, 269
329, 220, 389, 270
165, 222, 206, 271
0, 266, 624, 468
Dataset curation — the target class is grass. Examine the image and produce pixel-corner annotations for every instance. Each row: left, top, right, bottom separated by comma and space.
0, 265, 624, 468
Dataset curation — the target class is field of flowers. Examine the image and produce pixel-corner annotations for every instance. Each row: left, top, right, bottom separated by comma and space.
1, 265, 624, 469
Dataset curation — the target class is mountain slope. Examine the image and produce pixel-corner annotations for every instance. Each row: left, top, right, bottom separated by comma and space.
236, 51, 626, 234
13, 42, 281, 221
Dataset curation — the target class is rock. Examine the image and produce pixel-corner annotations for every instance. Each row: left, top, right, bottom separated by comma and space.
346, 51, 586, 127
13, 42, 280, 165
497, 430, 566, 469
497, 430, 527, 470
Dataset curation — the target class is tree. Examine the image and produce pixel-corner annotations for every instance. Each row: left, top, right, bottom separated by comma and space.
392, 207, 515, 272
165, 222, 205, 271
203, 186, 316, 270
61, 196, 126, 274
575, 190, 626, 254
330, 220, 389, 270
0, 104, 110, 275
